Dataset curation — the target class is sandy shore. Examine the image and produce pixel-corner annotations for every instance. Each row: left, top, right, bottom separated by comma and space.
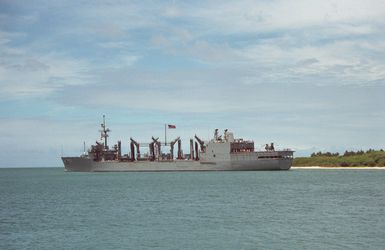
292, 166, 385, 170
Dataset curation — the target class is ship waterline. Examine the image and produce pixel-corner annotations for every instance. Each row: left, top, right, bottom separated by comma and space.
62, 154, 293, 172
62, 116, 294, 172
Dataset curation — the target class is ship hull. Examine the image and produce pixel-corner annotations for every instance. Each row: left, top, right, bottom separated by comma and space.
62, 155, 292, 172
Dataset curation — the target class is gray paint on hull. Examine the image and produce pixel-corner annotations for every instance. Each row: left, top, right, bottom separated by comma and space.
62, 157, 292, 172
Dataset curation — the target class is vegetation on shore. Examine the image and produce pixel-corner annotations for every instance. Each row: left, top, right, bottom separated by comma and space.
293, 149, 385, 167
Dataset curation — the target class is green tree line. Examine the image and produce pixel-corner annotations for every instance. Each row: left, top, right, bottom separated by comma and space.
294, 149, 385, 167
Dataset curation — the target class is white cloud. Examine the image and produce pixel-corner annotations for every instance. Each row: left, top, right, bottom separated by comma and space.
192, 0, 385, 34
0, 50, 92, 99
161, 5, 183, 18
98, 41, 132, 49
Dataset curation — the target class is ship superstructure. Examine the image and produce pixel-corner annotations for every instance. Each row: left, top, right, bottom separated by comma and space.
62, 116, 294, 172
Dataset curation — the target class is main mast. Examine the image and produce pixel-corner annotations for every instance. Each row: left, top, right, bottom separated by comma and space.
100, 115, 110, 150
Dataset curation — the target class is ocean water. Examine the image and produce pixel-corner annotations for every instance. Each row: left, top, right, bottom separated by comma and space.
1, 168, 385, 250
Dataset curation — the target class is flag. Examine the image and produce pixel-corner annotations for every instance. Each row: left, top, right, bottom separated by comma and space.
168, 124, 176, 129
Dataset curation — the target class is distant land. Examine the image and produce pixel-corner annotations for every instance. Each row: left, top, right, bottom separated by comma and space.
293, 149, 385, 167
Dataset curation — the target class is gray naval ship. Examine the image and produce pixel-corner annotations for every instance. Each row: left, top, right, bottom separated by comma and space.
62, 116, 294, 172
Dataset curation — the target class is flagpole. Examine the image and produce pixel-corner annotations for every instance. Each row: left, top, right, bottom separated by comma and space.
164, 124, 167, 146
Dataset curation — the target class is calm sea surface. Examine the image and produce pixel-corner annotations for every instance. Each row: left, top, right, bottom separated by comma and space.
1, 168, 384, 249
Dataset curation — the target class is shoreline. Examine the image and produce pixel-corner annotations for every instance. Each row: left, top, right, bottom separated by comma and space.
292, 166, 385, 170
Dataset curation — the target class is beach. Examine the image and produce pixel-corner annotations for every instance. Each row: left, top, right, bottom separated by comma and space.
292, 166, 385, 170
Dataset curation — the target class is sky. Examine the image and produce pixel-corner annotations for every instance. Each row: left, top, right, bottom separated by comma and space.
0, 0, 384, 167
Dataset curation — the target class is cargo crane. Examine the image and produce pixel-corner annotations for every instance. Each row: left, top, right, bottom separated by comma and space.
130, 137, 140, 161
194, 135, 206, 152
150, 137, 161, 161
169, 137, 180, 160
194, 135, 206, 161
114, 141, 121, 160
149, 141, 155, 161
152, 137, 161, 157
190, 139, 194, 160
177, 138, 183, 159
